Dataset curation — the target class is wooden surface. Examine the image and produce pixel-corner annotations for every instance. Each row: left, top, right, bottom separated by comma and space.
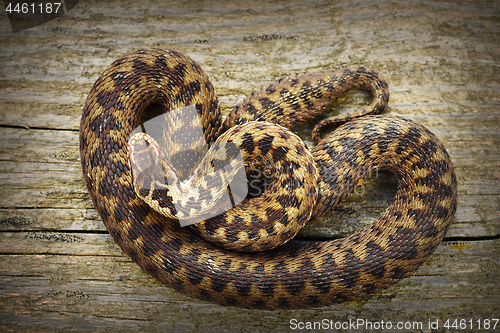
1, 0, 499, 332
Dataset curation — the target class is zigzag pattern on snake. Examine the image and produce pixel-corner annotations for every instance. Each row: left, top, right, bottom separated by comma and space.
80, 48, 457, 309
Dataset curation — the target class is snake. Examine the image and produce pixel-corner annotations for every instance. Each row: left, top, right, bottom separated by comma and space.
80, 48, 457, 309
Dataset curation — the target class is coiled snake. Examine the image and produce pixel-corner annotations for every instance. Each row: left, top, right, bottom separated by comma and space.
80, 48, 457, 309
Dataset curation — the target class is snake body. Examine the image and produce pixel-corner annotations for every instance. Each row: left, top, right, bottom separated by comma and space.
80, 48, 457, 309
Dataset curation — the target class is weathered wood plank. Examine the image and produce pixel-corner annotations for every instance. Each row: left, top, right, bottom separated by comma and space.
0, 208, 104, 231
0, 240, 498, 332
0, 0, 499, 331
0, 232, 121, 256
0, 124, 498, 238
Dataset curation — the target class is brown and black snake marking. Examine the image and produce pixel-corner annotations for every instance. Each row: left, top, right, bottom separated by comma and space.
128, 121, 319, 251
80, 48, 457, 309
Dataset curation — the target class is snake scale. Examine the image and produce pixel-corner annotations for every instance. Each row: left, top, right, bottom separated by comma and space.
80, 48, 457, 309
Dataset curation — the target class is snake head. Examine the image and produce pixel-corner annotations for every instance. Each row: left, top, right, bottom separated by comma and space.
128, 131, 248, 226
128, 132, 180, 219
